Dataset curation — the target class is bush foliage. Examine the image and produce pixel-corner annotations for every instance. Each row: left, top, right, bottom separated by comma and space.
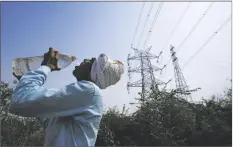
0, 81, 232, 146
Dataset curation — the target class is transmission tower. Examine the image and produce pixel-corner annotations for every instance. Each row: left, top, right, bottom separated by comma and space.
127, 45, 167, 103
170, 45, 200, 101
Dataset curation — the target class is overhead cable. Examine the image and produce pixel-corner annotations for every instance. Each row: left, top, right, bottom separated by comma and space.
169, 15, 231, 82
176, 2, 214, 52
164, 2, 214, 67
160, 2, 191, 53
136, 2, 156, 48
131, 2, 146, 46
142, 2, 164, 50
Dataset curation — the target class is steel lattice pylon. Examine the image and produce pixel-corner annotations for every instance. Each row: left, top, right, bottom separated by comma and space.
170, 45, 201, 101
127, 45, 166, 103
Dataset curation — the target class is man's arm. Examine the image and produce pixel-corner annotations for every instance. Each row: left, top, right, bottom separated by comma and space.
13, 73, 49, 128
9, 66, 102, 118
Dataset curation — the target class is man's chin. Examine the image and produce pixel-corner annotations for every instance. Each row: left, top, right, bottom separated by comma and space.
73, 70, 80, 81
72, 70, 77, 77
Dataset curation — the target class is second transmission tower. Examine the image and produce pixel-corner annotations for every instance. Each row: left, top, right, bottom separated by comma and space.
170, 45, 200, 101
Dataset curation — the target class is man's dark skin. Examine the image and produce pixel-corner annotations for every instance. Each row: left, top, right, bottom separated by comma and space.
13, 47, 96, 82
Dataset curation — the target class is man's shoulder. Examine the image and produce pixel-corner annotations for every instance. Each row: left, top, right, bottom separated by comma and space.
68, 81, 102, 96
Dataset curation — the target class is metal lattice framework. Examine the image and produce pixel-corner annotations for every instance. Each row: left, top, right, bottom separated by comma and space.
127, 45, 167, 103
170, 45, 201, 101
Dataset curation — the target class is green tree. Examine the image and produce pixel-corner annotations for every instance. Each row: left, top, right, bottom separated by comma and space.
0, 81, 44, 146
1, 80, 231, 146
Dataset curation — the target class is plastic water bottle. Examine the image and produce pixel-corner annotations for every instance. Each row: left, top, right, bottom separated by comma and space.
12, 54, 77, 76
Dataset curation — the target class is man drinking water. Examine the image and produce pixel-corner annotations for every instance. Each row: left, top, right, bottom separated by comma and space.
10, 47, 124, 146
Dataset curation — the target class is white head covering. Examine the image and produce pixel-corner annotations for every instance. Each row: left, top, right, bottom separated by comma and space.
90, 54, 124, 89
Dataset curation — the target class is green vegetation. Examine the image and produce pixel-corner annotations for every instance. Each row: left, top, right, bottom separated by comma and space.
1, 81, 231, 146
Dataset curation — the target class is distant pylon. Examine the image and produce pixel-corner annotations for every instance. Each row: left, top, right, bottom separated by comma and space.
127, 44, 166, 103
170, 45, 201, 101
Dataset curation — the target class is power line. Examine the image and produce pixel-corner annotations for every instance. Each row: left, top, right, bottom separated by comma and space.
169, 15, 231, 82
182, 16, 231, 69
176, 2, 214, 52
136, 3, 155, 48
142, 2, 163, 50
142, 2, 164, 50
163, 2, 214, 67
131, 2, 146, 46
160, 2, 191, 53
148, 2, 155, 14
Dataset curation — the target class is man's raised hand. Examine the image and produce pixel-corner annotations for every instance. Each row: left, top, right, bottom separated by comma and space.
41, 47, 61, 71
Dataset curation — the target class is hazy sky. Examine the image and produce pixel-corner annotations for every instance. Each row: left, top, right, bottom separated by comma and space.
1, 2, 231, 113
